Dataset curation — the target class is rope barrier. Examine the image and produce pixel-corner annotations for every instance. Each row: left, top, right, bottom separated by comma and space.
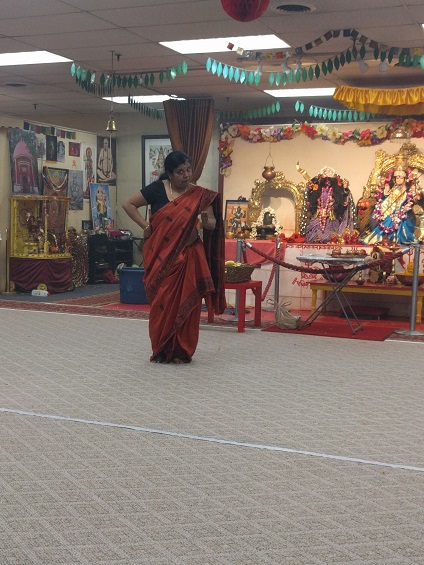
261, 246, 280, 301
244, 240, 413, 275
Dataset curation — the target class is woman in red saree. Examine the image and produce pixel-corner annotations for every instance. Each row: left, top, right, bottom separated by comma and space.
122, 151, 226, 363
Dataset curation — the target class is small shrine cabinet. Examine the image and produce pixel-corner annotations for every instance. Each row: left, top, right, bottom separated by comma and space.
9, 195, 73, 293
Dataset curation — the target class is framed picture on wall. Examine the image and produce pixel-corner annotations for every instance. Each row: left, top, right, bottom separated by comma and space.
225, 199, 249, 233
142, 135, 172, 188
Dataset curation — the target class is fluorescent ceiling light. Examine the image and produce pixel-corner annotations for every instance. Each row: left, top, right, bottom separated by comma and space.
264, 87, 336, 98
0, 50, 72, 66
160, 35, 289, 54
104, 95, 185, 104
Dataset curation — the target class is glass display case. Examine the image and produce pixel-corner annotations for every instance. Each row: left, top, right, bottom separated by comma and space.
10, 195, 71, 259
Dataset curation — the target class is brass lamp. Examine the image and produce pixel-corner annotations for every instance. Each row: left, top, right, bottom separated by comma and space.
262, 146, 276, 181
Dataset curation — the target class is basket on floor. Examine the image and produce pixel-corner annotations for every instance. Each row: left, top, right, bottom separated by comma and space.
225, 264, 256, 283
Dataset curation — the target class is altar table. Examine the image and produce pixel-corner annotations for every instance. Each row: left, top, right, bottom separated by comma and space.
310, 281, 424, 324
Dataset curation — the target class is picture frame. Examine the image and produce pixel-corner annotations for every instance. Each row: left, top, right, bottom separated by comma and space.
81, 220, 93, 231
142, 135, 172, 188
225, 199, 249, 233
89, 182, 113, 231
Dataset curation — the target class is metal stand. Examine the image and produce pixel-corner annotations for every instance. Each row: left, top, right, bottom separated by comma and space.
1, 228, 15, 295
273, 237, 280, 307
395, 241, 424, 336
297, 255, 369, 334
222, 239, 253, 322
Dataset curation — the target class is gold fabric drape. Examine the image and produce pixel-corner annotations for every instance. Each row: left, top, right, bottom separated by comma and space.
334, 85, 424, 116
163, 99, 214, 182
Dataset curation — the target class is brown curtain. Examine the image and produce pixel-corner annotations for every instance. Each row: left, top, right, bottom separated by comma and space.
163, 98, 214, 182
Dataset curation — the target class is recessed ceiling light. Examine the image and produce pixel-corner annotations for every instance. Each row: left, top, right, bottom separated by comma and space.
264, 87, 335, 98
160, 35, 290, 54
104, 95, 185, 104
0, 51, 72, 67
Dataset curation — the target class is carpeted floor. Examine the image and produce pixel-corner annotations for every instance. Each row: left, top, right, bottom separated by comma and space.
1, 283, 424, 340
2, 306, 424, 564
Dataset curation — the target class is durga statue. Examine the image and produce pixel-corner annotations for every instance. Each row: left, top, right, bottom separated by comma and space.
361, 164, 423, 245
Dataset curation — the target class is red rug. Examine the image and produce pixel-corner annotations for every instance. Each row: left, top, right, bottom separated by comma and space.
262, 318, 403, 341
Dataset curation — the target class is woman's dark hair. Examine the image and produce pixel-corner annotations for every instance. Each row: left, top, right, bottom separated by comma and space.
159, 151, 192, 180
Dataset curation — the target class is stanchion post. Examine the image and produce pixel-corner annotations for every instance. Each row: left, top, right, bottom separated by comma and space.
234, 239, 242, 318
273, 237, 280, 308
395, 241, 424, 336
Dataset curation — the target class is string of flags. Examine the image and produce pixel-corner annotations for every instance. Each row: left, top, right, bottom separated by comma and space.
23, 122, 77, 139
210, 28, 424, 88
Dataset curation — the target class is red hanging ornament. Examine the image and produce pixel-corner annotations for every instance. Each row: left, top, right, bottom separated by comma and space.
221, 0, 270, 22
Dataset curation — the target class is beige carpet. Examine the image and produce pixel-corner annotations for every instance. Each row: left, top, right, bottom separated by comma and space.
1, 307, 424, 564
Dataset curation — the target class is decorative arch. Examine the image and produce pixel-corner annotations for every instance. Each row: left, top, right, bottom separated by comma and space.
247, 171, 305, 233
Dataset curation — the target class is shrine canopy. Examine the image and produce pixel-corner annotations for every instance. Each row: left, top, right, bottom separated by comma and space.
334, 85, 424, 116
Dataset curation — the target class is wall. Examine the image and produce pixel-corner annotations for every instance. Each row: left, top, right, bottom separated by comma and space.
222, 122, 424, 235
0, 110, 221, 290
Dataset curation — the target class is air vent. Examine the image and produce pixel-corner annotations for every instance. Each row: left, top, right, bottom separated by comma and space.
274, 3, 315, 13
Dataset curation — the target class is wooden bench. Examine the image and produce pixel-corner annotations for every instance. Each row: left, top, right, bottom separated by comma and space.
309, 281, 424, 323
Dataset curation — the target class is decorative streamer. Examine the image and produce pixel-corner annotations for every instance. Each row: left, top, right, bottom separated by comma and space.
70, 61, 188, 90
207, 29, 424, 89
294, 100, 376, 122
219, 101, 281, 121
127, 96, 165, 120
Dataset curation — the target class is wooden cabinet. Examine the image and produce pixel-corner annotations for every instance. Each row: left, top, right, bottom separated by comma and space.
87, 234, 133, 283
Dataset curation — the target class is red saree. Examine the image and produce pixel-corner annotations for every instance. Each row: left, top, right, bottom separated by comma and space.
143, 185, 226, 363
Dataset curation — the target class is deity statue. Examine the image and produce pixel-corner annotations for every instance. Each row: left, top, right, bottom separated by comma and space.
297, 164, 356, 243
362, 165, 423, 244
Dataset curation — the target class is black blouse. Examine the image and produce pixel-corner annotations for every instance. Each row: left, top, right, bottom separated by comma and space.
141, 180, 169, 215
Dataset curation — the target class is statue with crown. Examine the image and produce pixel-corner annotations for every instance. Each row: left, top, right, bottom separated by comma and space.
361, 162, 424, 245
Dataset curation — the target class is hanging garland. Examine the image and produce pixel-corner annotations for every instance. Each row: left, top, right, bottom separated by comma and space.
219, 101, 281, 121
218, 118, 424, 175
70, 61, 188, 120
207, 28, 424, 89
294, 100, 376, 122
70, 61, 188, 91
128, 96, 165, 120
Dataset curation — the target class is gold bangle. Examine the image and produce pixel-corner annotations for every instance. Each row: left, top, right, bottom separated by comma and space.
142, 224, 150, 231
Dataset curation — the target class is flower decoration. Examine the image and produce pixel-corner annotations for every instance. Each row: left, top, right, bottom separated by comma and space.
218, 118, 424, 174
250, 206, 282, 239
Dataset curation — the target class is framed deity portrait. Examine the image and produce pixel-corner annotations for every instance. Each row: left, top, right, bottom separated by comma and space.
89, 182, 113, 231
142, 135, 172, 188
225, 199, 249, 233
42, 166, 68, 197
